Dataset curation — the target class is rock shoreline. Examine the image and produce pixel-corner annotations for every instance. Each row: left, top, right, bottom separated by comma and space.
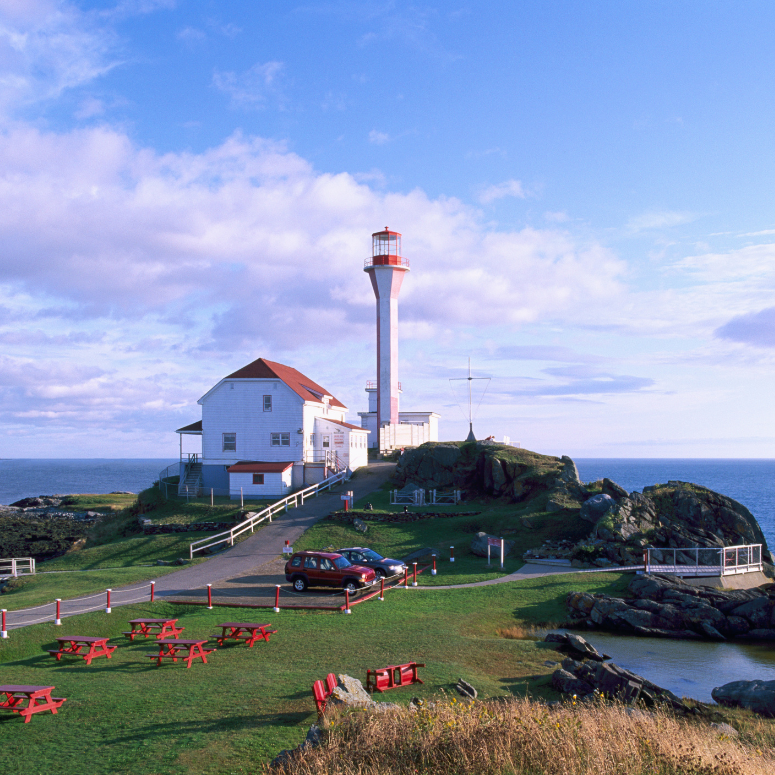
565, 572, 775, 641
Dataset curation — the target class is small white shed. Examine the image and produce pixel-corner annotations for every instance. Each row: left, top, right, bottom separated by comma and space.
226, 461, 294, 500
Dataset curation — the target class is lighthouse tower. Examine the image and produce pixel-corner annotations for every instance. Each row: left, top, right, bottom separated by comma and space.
364, 227, 409, 430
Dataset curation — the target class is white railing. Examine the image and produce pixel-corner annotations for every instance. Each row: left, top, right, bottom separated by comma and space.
189, 469, 349, 559
0, 558, 36, 578
645, 544, 763, 577
390, 489, 425, 506
430, 489, 461, 504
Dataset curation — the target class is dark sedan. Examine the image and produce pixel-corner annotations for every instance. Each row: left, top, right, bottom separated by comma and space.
338, 547, 407, 579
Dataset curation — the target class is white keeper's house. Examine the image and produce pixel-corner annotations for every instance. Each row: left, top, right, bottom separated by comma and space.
174, 358, 369, 500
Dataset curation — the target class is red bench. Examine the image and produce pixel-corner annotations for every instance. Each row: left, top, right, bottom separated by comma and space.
366, 662, 425, 693
312, 673, 338, 716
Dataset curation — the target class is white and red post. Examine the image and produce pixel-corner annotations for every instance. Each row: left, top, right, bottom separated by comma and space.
105, 589, 112, 614
432, 555, 437, 576
450, 546, 455, 563
274, 585, 280, 613
412, 562, 418, 587
379, 577, 385, 601
150, 581, 155, 603
207, 584, 213, 609
1, 609, 6, 638
344, 589, 351, 614
55, 599, 61, 625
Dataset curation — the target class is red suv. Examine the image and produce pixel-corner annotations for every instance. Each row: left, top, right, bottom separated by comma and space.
284, 551, 377, 594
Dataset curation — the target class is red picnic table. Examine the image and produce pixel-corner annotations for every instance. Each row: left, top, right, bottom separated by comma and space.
213, 622, 277, 648
0, 685, 66, 723
123, 618, 184, 640
146, 639, 215, 668
46, 636, 116, 665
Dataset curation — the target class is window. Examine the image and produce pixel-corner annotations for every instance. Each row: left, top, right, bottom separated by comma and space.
263, 395, 272, 412
309, 434, 315, 446
319, 558, 334, 571
304, 556, 318, 570
271, 432, 291, 446
222, 433, 236, 452
322, 435, 330, 448
252, 473, 264, 485
291, 556, 302, 568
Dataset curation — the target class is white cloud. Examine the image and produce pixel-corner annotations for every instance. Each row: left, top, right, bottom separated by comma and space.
212, 61, 285, 108
626, 210, 697, 233
477, 179, 526, 204
0, 0, 119, 117
368, 129, 390, 145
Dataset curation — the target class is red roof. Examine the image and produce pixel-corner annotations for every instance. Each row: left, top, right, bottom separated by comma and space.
227, 461, 295, 474
324, 417, 369, 432
225, 358, 346, 408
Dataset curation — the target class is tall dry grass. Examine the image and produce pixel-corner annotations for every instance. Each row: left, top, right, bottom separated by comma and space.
267, 696, 775, 775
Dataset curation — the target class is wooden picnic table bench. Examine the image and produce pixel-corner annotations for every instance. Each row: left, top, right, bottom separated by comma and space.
366, 662, 425, 693
124, 618, 184, 640
0, 685, 66, 723
212, 622, 277, 648
146, 639, 215, 668
46, 636, 116, 665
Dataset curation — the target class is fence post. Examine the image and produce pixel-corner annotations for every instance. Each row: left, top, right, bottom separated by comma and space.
450, 546, 455, 563
55, 599, 61, 625
487, 543, 491, 566
207, 584, 213, 609
105, 589, 112, 614
211, 488, 214, 506
412, 562, 418, 587
274, 585, 280, 613
1, 609, 6, 638
150, 581, 155, 603
344, 589, 351, 614
432, 556, 437, 576
500, 538, 505, 570
403, 567, 408, 588
379, 577, 385, 601
240, 488, 243, 510
12, 559, 16, 579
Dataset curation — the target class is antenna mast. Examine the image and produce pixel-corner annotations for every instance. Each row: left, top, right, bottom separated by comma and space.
450, 357, 490, 442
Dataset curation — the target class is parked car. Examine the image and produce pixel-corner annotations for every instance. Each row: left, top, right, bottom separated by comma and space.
337, 547, 407, 579
284, 550, 376, 594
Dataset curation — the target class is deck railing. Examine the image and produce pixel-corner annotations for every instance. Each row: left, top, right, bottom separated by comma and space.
0, 558, 36, 578
189, 469, 349, 559
645, 544, 763, 577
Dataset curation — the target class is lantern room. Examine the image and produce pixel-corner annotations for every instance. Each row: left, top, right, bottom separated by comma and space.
365, 227, 410, 268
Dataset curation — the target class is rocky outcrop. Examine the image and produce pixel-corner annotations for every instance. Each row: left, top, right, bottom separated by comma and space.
712, 679, 775, 717
589, 481, 771, 562
393, 442, 585, 507
564, 573, 775, 640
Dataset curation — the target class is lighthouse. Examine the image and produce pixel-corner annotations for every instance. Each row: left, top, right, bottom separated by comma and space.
364, 227, 409, 429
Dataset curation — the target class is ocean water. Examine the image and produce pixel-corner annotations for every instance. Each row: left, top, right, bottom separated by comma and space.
0, 459, 175, 506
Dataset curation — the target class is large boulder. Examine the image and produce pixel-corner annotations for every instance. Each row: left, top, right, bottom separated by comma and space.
712, 679, 775, 717
580, 493, 616, 523
329, 675, 398, 712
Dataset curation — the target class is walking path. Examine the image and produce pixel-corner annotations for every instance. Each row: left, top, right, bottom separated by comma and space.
1, 463, 396, 629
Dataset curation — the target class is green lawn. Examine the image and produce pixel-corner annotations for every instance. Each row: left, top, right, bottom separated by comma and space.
294, 482, 590, 586
0, 572, 631, 775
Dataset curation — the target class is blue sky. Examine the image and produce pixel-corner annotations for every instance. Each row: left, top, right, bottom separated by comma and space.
1, 0, 774, 459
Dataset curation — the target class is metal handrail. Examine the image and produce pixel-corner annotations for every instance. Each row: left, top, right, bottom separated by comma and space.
189, 469, 349, 558
364, 255, 410, 269
645, 544, 763, 577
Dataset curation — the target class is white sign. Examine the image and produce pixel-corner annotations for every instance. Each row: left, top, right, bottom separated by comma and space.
282, 545, 293, 554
